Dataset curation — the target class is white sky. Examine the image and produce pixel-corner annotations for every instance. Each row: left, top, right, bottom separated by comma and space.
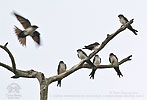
0, 0, 146, 100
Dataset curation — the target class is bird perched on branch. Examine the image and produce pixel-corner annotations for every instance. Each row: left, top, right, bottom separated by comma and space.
13, 12, 41, 46
89, 55, 101, 79
77, 49, 95, 67
57, 61, 67, 87
83, 42, 100, 51
109, 53, 123, 78
118, 14, 138, 35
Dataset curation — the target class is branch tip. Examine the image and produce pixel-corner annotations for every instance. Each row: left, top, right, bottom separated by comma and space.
4, 42, 8, 47
128, 55, 132, 60
107, 34, 111, 38
11, 75, 19, 79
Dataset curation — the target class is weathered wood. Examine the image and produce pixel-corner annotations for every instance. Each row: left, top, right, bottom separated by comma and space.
0, 19, 134, 100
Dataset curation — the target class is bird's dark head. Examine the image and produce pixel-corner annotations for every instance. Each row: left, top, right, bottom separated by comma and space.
95, 55, 99, 58
59, 61, 64, 64
32, 25, 38, 29
94, 42, 100, 46
77, 49, 82, 53
109, 53, 114, 56
118, 14, 124, 18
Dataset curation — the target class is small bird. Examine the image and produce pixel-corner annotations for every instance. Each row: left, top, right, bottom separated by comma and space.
118, 14, 138, 35
57, 61, 67, 87
89, 55, 101, 79
77, 49, 94, 66
13, 12, 41, 46
109, 53, 123, 78
83, 42, 100, 50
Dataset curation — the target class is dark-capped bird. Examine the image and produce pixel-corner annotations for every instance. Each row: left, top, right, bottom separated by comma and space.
89, 55, 101, 79
109, 53, 123, 78
118, 14, 138, 35
13, 12, 40, 46
83, 42, 100, 50
77, 49, 95, 67
57, 61, 67, 87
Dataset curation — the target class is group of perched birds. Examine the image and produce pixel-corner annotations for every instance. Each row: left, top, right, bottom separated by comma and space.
12, 12, 137, 87
57, 42, 123, 87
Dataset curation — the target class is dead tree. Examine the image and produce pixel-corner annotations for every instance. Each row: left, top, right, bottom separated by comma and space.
0, 19, 134, 100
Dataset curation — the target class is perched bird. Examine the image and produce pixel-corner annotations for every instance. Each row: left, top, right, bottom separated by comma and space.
83, 42, 100, 50
89, 55, 101, 79
57, 61, 67, 87
77, 49, 94, 66
13, 12, 41, 46
118, 14, 138, 35
109, 53, 123, 78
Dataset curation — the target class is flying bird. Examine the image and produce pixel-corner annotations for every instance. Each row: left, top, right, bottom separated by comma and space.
118, 14, 138, 35
89, 55, 101, 79
109, 53, 123, 78
13, 12, 41, 46
57, 61, 67, 87
77, 49, 95, 67
83, 42, 100, 50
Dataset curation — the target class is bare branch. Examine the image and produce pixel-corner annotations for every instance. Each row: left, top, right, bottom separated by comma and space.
0, 43, 49, 100
0, 43, 44, 81
119, 55, 132, 65
47, 62, 82, 84
0, 19, 134, 100
47, 55, 132, 84
82, 55, 132, 69
47, 20, 134, 85
88, 19, 134, 59
0, 42, 17, 74
0, 62, 13, 72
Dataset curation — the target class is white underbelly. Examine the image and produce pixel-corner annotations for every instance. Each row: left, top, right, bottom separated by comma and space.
110, 56, 118, 66
24, 27, 36, 35
94, 61, 100, 66
59, 66, 66, 74
120, 18, 127, 25
78, 52, 87, 59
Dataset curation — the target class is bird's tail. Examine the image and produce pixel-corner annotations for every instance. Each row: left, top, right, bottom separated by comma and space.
82, 46, 87, 49
128, 26, 138, 35
86, 60, 95, 67
14, 26, 26, 46
89, 69, 96, 79
132, 28, 138, 35
14, 25, 21, 36
114, 67, 123, 78
57, 80, 61, 87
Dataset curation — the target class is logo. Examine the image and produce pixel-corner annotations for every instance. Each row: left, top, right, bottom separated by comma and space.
6, 83, 22, 99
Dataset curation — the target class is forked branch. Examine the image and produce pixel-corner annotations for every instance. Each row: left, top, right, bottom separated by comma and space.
47, 19, 134, 84
0, 19, 134, 100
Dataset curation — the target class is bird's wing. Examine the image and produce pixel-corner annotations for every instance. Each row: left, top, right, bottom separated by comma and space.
31, 31, 40, 45
123, 16, 129, 22
57, 64, 60, 75
14, 26, 26, 46
93, 56, 96, 63
114, 67, 123, 77
109, 56, 111, 63
65, 63, 67, 70
13, 12, 31, 29
114, 54, 118, 62
100, 58, 101, 63
84, 43, 95, 50
81, 50, 88, 57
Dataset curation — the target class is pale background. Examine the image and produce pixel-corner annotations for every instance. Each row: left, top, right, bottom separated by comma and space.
0, 0, 146, 100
